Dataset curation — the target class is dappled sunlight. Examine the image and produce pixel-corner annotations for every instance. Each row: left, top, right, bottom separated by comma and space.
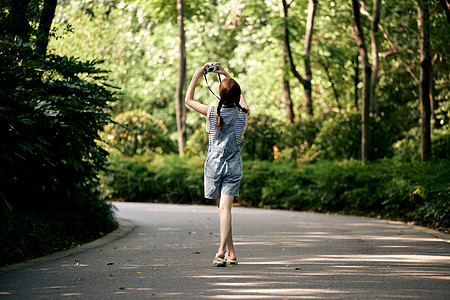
305, 254, 450, 263
201, 288, 350, 299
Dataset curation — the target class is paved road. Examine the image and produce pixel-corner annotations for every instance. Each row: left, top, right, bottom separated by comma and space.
1, 202, 449, 299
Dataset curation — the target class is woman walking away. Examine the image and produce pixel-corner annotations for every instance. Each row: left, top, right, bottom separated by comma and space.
185, 63, 250, 267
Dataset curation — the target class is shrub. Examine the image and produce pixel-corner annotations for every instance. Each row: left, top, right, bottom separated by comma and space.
101, 110, 177, 156
0, 37, 117, 265
241, 114, 282, 160
278, 117, 321, 162
100, 154, 450, 232
100, 154, 205, 204
393, 125, 449, 161
314, 112, 396, 160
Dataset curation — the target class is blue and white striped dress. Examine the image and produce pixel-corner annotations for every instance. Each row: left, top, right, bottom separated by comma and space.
206, 106, 248, 147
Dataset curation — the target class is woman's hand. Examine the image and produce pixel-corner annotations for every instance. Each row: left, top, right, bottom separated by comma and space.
213, 62, 231, 78
194, 66, 206, 80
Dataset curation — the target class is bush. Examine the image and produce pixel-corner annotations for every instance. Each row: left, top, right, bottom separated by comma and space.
393, 125, 449, 161
314, 112, 396, 160
100, 154, 450, 232
0, 37, 117, 265
278, 117, 321, 162
241, 114, 282, 160
101, 110, 177, 156
100, 154, 205, 204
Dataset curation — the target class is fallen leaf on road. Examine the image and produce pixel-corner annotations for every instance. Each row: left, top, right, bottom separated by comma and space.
152, 293, 156, 296
295, 267, 302, 270
113, 247, 117, 250
193, 251, 201, 254
78, 278, 83, 281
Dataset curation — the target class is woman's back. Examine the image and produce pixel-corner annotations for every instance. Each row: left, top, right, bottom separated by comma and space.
206, 106, 248, 147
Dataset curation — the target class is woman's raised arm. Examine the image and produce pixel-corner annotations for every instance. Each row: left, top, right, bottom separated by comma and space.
185, 66, 209, 116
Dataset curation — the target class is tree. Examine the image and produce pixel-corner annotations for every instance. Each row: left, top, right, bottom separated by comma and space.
369, 0, 381, 114
417, 0, 432, 161
176, 0, 187, 155
279, 0, 294, 123
351, 0, 371, 161
35, 0, 58, 56
281, 0, 317, 116
358, 0, 381, 114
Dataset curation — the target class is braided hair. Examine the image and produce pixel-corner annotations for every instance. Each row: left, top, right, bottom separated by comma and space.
217, 78, 248, 127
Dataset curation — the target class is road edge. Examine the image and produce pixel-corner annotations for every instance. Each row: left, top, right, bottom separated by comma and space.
0, 218, 135, 274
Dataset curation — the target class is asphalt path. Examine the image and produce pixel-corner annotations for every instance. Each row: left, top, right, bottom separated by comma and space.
1, 202, 449, 299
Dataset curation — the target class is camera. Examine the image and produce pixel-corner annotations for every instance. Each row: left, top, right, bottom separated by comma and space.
204, 62, 218, 74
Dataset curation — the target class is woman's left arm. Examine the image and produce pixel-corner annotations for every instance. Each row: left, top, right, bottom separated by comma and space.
185, 67, 209, 116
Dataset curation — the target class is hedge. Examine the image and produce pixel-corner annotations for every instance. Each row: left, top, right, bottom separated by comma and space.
100, 155, 449, 232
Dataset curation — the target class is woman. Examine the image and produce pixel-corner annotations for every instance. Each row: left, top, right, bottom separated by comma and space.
185, 63, 250, 267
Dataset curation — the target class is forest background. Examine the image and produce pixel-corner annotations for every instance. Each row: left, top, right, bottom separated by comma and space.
1, 0, 449, 266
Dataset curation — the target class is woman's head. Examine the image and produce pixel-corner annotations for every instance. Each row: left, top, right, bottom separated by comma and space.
219, 78, 241, 106
216, 78, 248, 127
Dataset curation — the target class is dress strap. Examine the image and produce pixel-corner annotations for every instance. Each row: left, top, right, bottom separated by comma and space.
226, 107, 240, 128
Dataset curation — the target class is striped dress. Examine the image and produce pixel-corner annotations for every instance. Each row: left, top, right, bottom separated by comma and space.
206, 105, 248, 147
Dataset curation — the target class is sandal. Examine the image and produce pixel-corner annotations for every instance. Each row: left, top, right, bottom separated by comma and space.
226, 256, 238, 265
213, 254, 226, 267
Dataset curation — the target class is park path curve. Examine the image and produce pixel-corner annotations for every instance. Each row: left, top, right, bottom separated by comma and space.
1, 202, 449, 299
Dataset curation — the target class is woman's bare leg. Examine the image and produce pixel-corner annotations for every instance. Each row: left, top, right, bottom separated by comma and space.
216, 195, 236, 259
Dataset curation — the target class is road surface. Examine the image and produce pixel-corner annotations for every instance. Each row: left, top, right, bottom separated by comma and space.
1, 202, 449, 299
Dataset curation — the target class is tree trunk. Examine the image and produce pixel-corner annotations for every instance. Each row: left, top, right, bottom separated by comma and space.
176, 0, 187, 156
281, 0, 316, 117
279, 0, 294, 124
36, 0, 58, 57
439, 0, 450, 23
351, 0, 371, 161
417, 0, 432, 161
354, 53, 360, 111
369, 0, 381, 114
5, 0, 32, 39
303, 0, 317, 116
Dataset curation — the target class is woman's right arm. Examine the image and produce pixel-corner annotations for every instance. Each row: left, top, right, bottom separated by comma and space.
185, 67, 209, 116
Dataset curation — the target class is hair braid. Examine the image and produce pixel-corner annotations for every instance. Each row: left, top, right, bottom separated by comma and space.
236, 102, 248, 114
217, 100, 224, 127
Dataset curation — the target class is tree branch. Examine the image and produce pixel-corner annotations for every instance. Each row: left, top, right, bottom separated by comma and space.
378, 23, 419, 84
281, 0, 306, 86
439, 0, 450, 23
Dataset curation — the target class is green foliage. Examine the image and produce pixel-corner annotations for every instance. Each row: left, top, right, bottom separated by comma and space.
0, 8, 118, 264
241, 114, 282, 160
0, 196, 117, 266
101, 110, 177, 156
393, 125, 449, 161
314, 112, 396, 160
185, 123, 208, 157
0, 37, 114, 212
101, 154, 450, 232
99, 154, 204, 204
279, 117, 322, 161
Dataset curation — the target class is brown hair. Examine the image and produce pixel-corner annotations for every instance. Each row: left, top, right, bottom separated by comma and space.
216, 78, 248, 127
